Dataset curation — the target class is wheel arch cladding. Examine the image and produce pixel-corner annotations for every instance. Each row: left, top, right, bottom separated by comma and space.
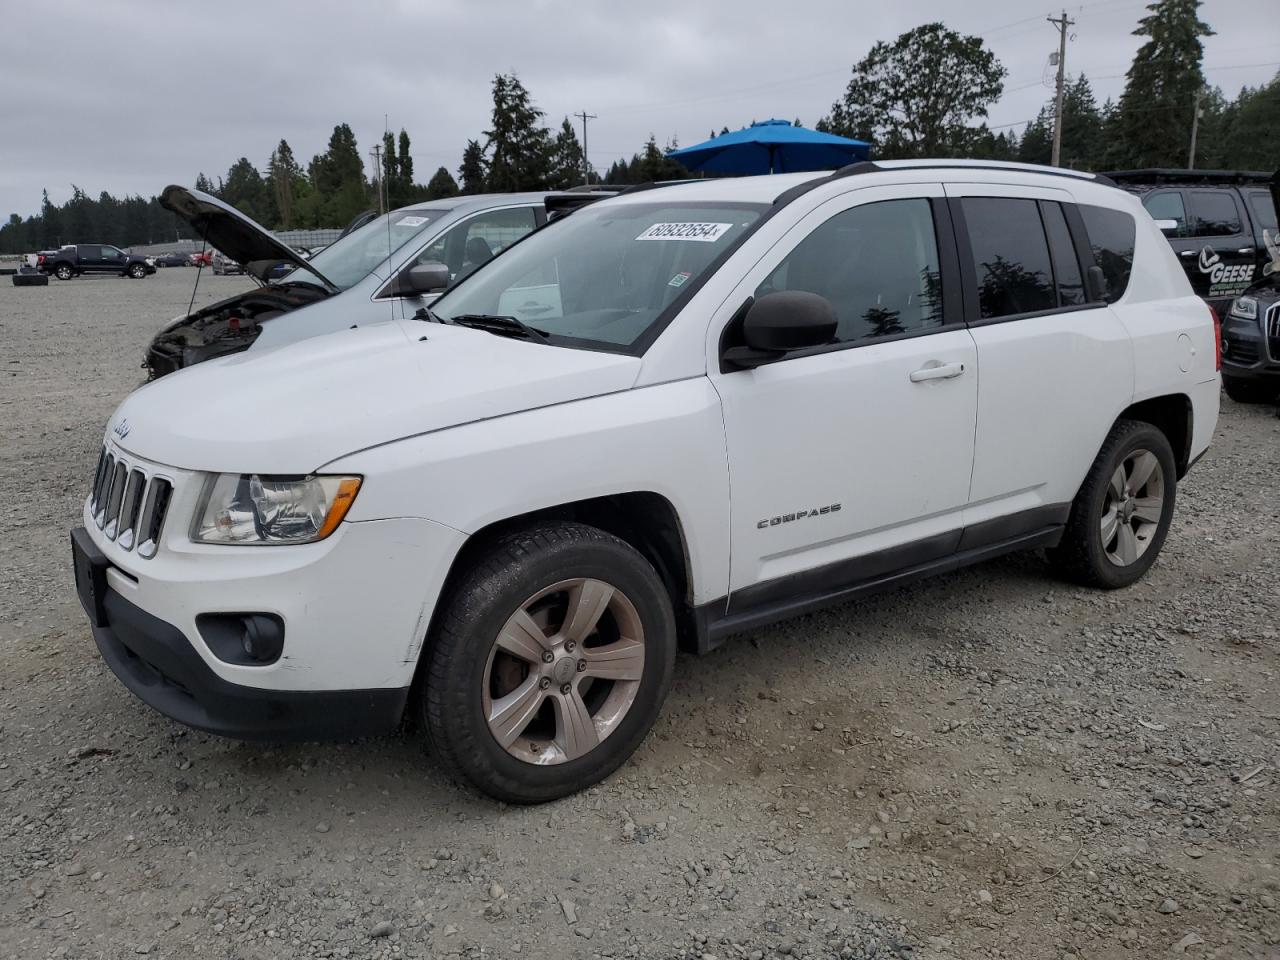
1117, 394, 1192, 478
419, 493, 698, 671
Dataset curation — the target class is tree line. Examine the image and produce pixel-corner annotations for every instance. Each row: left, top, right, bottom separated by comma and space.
2, 0, 1274, 255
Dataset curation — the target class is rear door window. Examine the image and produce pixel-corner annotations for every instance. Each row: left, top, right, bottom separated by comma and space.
1078, 205, 1137, 303
1187, 190, 1243, 237
77, 244, 101, 260
1142, 191, 1189, 237
961, 198, 1056, 319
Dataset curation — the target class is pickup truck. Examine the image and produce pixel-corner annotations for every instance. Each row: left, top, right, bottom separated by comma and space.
38, 243, 156, 280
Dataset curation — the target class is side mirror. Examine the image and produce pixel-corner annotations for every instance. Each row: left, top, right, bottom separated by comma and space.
397, 261, 450, 295
1153, 219, 1179, 234
722, 291, 837, 370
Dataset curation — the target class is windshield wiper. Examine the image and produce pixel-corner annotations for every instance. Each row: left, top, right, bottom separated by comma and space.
449, 313, 551, 342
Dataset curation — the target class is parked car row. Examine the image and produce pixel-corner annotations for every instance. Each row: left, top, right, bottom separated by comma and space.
76, 159, 1220, 802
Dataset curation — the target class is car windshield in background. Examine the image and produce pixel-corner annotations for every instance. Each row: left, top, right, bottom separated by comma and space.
432, 201, 765, 351
282, 208, 450, 290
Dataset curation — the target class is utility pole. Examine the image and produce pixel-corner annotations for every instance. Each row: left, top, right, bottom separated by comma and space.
1188, 89, 1203, 169
369, 144, 385, 215
1047, 10, 1074, 168
574, 110, 597, 186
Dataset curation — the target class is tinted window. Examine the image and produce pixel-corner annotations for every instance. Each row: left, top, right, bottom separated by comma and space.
1078, 205, 1136, 303
1041, 202, 1085, 307
756, 199, 944, 343
963, 198, 1056, 319
1188, 190, 1242, 236
101, 245, 124, 260
1142, 191, 1189, 237
77, 244, 100, 259
1246, 189, 1277, 233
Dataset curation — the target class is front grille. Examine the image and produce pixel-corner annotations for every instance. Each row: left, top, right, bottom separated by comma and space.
88, 446, 174, 558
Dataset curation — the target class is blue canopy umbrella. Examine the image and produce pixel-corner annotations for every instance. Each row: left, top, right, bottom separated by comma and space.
666, 119, 871, 175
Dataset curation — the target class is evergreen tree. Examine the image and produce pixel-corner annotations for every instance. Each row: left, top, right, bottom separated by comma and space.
822, 22, 1005, 158
266, 140, 306, 229
1110, 0, 1214, 167
458, 140, 488, 194
1018, 108, 1054, 165
549, 118, 586, 189
397, 130, 415, 192
380, 130, 398, 209
194, 172, 216, 194
484, 73, 552, 192
1059, 74, 1104, 169
1209, 72, 1279, 169
302, 123, 369, 226
222, 158, 270, 223
424, 166, 460, 200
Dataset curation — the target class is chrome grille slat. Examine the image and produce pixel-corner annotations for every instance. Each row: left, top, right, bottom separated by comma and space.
94, 454, 117, 529
103, 460, 128, 539
117, 469, 146, 551
136, 477, 173, 560
1266, 303, 1280, 362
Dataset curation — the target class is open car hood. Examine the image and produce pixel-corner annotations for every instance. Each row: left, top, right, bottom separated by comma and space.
160, 185, 338, 291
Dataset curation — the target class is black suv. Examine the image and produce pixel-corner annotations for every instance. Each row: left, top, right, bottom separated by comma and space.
1106, 169, 1277, 315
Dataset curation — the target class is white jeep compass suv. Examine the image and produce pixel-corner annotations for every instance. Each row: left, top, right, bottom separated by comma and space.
73, 160, 1220, 803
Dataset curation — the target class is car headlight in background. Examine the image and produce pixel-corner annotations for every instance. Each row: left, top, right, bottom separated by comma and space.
192, 474, 361, 545
1229, 296, 1257, 321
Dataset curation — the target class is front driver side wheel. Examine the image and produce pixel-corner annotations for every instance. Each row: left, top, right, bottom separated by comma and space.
128, 263, 147, 279
421, 522, 676, 803
1049, 419, 1177, 589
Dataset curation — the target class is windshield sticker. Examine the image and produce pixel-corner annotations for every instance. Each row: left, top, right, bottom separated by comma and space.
668, 271, 692, 287
636, 222, 733, 242
396, 216, 429, 227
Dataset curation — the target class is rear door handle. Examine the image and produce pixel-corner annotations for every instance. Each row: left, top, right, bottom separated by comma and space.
909, 361, 965, 383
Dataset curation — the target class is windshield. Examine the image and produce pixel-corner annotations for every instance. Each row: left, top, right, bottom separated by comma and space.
432, 200, 765, 351
283, 208, 451, 290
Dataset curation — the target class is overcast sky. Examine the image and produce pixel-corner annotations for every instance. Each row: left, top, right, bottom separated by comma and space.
1, 0, 1276, 220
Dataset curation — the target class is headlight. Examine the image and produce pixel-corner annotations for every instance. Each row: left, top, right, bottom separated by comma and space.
192, 474, 361, 545
1229, 296, 1258, 320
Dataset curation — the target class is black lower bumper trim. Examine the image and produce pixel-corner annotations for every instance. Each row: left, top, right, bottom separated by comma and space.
90, 578, 408, 742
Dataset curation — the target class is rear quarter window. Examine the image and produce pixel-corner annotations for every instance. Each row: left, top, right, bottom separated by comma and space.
1078, 205, 1136, 303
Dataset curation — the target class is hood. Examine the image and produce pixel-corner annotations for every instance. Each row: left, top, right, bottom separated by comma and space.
160, 185, 338, 290
110, 320, 642, 474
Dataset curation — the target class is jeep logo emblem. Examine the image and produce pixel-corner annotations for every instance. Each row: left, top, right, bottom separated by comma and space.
112, 419, 130, 440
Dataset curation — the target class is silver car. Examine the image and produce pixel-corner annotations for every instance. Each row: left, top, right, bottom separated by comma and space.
145, 188, 559, 377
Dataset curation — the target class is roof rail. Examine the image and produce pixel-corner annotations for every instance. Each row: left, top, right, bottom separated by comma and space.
615, 179, 705, 196
828, 158, 1115, 186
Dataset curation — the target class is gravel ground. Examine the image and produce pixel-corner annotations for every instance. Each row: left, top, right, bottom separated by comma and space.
1, 269, 1278, 960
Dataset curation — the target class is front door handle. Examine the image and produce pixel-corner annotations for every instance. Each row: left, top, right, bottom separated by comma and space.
1237, 247, 1254, 255
909, 361, 966, 383
1179, 250, 1195, 257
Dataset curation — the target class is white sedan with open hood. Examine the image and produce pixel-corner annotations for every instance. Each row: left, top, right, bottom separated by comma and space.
145, 185, 558, 377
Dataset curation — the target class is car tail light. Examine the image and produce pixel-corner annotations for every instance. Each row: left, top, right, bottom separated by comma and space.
1209, 303, 1221, 371
36, 254, 45, 265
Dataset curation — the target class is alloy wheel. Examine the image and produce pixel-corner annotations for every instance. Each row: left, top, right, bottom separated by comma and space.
1101, 448, 1165, 566
483, 578, 645, 765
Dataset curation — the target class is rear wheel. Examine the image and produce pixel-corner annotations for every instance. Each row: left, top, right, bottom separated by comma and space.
1223, 375, 1280, 405
421, 522, 676, 803
1049, 419, 1177, 589
54, 264, 73, 280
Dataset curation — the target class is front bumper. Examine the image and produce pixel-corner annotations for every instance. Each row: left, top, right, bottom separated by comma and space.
74, 526, 410, 740
1221, 305, 1280, 382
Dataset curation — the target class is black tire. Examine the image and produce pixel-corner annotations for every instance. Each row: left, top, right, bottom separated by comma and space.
1048, 419, 1177, 589
421, 522, 677, 803
53, 264, 73, 281
1223, 375, 1280, 405
127, 263, 147, 279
